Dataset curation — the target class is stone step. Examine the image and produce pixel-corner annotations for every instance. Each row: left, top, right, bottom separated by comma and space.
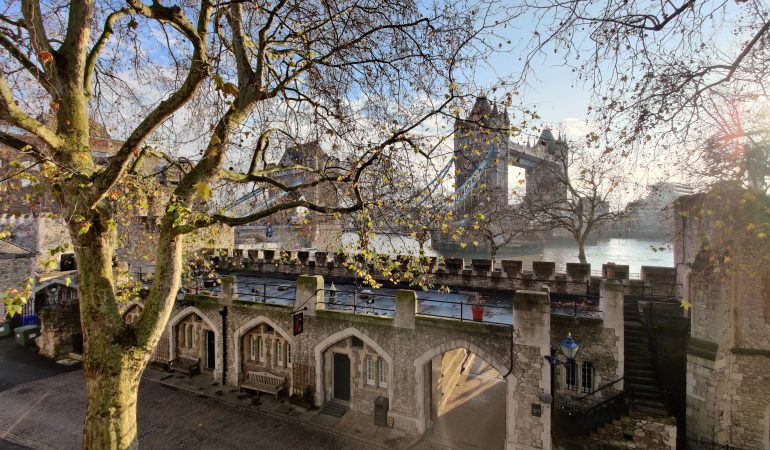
320, 400, 348, 418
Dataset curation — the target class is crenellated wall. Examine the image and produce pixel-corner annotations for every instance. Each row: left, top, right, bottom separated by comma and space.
217, 248, 676, 299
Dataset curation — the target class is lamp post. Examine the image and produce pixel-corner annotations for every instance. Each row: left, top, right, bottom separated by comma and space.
329, 283, 337, 304
544, 332, 581, 438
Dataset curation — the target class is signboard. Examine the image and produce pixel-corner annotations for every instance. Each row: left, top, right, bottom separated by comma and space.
293, 311, 304, 336
531, 403, 541, 417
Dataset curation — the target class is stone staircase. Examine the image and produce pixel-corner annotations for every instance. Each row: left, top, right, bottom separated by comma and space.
320, 399, 348, 418
624, 300, 669, 416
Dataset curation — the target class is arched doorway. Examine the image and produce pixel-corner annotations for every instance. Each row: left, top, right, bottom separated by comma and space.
415, 341, 509, 450
168, 307, 220, 378
233, 317, 295, 395
313, 328, 393, 415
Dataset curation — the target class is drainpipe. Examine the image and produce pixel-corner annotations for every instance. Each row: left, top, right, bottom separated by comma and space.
220, 306, 228, 385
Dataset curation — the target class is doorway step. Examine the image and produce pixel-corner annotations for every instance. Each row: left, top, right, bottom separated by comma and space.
320, 400, 348, 418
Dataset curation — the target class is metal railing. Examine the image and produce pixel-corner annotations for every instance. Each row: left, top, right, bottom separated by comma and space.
320, 287, 395, 317
550, 294, 601, 318
416, 296, 512, 325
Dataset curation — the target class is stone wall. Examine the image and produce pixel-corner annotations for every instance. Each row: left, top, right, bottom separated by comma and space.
35, 299, 81, 358
583, 412, 676, 449
0, 253, 34, 318
675, 187, 770, 447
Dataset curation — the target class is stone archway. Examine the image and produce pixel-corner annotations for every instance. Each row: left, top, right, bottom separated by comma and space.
168, 306, 221, 374
313, 327, 394, 408
233, 316, 296, 393
413, 339, 511, 442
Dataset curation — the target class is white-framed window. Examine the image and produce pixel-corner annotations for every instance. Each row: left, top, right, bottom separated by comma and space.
286, 343, 292, 367
185, 324, 193, 349
365, 355, 376, 385
259, 337, 266, 362
581, 361, 594, 393
249, 336, 256, 360
276, 339, 284, 366
565, 363, 577, 391
378, 357, 387, 387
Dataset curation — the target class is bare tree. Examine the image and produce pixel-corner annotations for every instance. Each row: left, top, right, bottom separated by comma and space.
0, 0, 507, 446
519, 141, 628, 263
467, 186, 525, 268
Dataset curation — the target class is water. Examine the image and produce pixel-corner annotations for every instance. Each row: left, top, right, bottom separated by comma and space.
340, 233, 673, 275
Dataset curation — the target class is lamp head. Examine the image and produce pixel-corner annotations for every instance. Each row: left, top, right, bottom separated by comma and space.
559, 332, 580, 361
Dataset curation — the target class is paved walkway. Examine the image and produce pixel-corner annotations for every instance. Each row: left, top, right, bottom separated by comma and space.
0, 369, 414, 449
0, 336, 80, 393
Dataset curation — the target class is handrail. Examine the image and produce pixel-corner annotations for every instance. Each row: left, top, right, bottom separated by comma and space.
578, 376, 624, 400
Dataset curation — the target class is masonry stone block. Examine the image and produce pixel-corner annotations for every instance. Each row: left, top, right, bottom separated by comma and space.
296, 275, 324, 316
395, 290, 416, 329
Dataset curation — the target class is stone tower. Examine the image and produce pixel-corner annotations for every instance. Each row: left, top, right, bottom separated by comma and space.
453, 96, 511, 218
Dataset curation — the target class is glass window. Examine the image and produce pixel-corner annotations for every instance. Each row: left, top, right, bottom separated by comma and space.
378, 358, 387, 387
249, 336, 256, 360
565, 363, 577, 391
276, 339, 283, 366
286, 343, 292, 367
581, 362, 594, 393
259, 337, 266, 362
365, 355, 376, 385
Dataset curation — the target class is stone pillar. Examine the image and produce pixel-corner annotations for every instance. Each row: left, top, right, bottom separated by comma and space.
395, 290, 417, 329
600, 280, 624, 390
508, 290, 551, 450
296, 274, 324, 316
220, 275, 236, 306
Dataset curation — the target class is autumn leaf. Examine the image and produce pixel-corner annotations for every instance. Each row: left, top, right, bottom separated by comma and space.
38, 51, 53, 63
195, 181, 212, 201
680, 299, 691, 311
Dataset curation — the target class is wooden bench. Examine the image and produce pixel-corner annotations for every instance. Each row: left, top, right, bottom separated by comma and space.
240, 371, 286, 399
169, 356, 201, 378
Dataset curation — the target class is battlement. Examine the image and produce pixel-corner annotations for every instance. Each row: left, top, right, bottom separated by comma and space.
210, 248, 678, 298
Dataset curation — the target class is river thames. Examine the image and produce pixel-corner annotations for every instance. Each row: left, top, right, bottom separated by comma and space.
340, 233, 673, 275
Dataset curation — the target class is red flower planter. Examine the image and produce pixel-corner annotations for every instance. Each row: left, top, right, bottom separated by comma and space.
471, 305, 484, 321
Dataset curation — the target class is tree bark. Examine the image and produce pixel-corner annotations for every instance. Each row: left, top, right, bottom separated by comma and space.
577, 239, 587, 263
83, 362, 143, 450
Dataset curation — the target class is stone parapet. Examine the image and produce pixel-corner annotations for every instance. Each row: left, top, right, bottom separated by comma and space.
220, 250, 676, 299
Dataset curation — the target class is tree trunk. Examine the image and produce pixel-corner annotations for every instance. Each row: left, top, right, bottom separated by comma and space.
577, 239, 587, 263
83, 362, 143, 449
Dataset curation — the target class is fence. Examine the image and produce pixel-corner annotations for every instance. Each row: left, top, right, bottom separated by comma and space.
320, 287, 395, 317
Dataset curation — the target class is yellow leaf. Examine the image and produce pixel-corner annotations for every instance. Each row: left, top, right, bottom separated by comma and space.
65, 277, 71, 287
195, 181, 212, 201
680, 299, 691, 311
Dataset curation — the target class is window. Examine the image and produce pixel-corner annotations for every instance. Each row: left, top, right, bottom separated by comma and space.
378, 358, 387, 387
365, 355, 376, 385
185, 324, 193, 349
259, 337, 266, 362
565, 363, 577, 391
286, 344, 292, 367
276, 340, 283, 366
581, 362, 594, 393
249, 336, 256, 361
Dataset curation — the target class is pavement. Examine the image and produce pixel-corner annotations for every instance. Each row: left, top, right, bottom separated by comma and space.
0, 335, 80, 393
0, 346, 415, 450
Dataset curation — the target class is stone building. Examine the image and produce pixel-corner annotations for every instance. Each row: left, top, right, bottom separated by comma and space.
142, 251, 678, 449
675, 185, 770, 449
0, 239, 36, 320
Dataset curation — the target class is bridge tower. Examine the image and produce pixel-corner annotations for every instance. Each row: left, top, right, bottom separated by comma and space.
453, 96, 511, 218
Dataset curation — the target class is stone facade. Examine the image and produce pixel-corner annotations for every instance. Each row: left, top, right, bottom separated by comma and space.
147, 272, 647, 449
0, 240, 35, 318
675, 187, 770, 448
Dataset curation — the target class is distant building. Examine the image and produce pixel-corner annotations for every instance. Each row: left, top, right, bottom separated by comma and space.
624, 182, 694, 238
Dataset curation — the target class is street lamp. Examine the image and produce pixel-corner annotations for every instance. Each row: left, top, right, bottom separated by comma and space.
329, 283, 337, 304
176, 288, 185, 302
544, 332, 580, 367
558, 333, 580, 363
